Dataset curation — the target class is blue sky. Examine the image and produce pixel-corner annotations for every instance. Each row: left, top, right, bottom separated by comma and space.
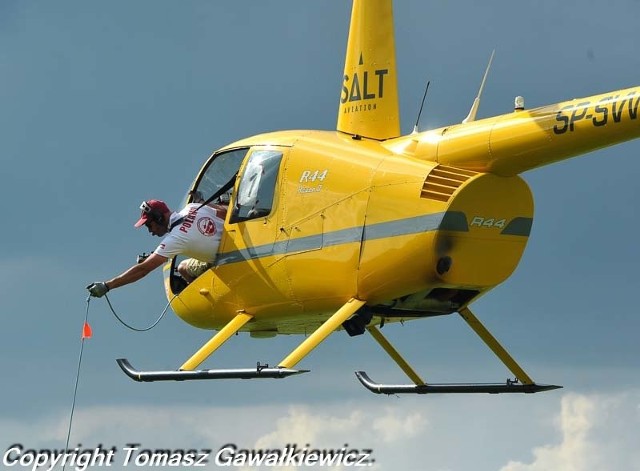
1, 1, 639, 470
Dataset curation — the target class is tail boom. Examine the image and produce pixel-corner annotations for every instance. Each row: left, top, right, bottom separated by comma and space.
387, 86, 640, 176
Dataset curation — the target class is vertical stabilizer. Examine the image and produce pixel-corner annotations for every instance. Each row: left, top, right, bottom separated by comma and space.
337, 0, 400, 140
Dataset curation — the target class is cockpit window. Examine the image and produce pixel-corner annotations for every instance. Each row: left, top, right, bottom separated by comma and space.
190, 148, 248, 205
169, 147, 249, 295
230, 149, 283, 223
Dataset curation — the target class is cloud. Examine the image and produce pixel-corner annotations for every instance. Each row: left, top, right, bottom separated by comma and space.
0, 402, 427, 470
371, 407, 427, 444
254, 405, 426, 448
254, 406, 366, 448
500, 393, 640, 471
2, 393, 639, 471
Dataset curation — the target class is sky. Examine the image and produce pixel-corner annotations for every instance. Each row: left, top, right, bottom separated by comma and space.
1, 0, 639, 470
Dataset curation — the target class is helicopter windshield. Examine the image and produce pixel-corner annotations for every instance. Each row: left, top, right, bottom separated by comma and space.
168, 147, 249, 294
189, 147, 249, 205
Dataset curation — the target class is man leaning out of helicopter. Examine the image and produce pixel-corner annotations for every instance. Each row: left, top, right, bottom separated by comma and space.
87, 199, 226, 298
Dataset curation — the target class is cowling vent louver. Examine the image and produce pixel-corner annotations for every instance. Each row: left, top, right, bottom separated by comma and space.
421, 165, 477, 202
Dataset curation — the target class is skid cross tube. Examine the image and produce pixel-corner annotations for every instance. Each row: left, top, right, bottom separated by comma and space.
279, 298, 366, 369
458, 307, 533, 385
117, 310, 311, 382
356, 306, 561, 394
181, 311, 253, 371
366, 326, 425, 385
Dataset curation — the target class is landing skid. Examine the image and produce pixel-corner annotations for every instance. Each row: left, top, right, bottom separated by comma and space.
117, 298, 366, 385
116, 300, 561, 395
356, 371, 561, 395
358, 306, 562, 395
117, 359, 307, 382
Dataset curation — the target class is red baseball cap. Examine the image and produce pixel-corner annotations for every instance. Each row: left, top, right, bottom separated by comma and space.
134, 199, 170, 228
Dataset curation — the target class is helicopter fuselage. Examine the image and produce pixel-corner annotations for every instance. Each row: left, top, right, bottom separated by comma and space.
165, 130, 533, 335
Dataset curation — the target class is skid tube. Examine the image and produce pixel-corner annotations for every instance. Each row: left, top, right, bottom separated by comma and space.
117, 359, 308, 382
358, 306, 562, 395
117, 298, 366, 384
356, 371, 561, 395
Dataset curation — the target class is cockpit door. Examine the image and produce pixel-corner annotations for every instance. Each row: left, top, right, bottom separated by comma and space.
216, 147, 288, 264
214, 146, 291, 309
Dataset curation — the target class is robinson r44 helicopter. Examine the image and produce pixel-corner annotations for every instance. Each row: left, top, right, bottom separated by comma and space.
118, 0, 640, 394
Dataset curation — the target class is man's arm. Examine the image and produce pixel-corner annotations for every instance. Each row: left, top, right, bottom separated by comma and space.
105, 253, 168, 290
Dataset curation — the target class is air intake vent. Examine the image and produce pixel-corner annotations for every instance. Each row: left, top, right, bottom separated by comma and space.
421, 165, 477, 202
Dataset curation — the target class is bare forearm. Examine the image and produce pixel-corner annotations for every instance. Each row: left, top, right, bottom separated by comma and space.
106, 264, 150, 290
105, 254, 167, 291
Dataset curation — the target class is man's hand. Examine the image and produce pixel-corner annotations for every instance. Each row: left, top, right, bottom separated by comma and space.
87, 282, 109, 297
88, 253, 167, 294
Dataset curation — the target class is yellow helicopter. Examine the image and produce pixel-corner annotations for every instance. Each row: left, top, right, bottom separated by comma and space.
117, 0, 640, 394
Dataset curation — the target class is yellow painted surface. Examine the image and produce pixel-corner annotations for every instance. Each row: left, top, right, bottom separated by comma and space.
180, 312, 253, 371
162, 1, 640, 352
459, 307, 533, 384
367, 326, 425, 385
278, 298, 366, 368
385, 86, 640, 176
337, 0, 400, 140
435, 173, 533, 287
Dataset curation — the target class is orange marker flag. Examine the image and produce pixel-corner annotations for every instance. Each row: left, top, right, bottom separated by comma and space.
82, 322, 93, 339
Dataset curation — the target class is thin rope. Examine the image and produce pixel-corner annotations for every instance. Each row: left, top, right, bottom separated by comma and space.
62, 296, 91, 471
104, 293, 175, 332
62, 292, 173, 468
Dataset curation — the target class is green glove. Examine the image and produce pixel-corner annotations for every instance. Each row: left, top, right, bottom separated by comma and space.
87, 282, 109, 297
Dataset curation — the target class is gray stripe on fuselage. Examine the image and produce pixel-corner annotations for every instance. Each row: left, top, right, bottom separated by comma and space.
501, 217, 533, 236
215, 211, 468, 266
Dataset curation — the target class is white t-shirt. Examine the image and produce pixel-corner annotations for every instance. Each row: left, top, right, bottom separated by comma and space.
154, 203, 224, 263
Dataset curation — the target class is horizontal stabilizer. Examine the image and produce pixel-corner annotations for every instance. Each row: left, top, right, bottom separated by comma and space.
355, 371, 561, 394
117, 358, 308, 382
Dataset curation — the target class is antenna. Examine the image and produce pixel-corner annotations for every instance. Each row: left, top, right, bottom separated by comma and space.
463, 49, 495, 124
412, 80, 431, 134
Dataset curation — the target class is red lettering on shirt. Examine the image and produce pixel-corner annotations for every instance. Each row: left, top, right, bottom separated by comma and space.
179, 207, 199, 233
